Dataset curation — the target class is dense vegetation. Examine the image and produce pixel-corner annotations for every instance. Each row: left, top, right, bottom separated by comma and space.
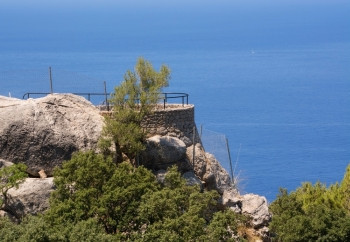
269, 164, 350, 241
0, 152, 249, 241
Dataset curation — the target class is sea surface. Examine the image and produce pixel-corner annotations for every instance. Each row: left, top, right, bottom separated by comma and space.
1, 1, 349, 201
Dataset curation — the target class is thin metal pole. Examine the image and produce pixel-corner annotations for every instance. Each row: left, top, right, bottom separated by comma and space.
225, 137, 234, 180
49, 67, 53, 94
192, 126, 196, 168
163, 93, 167, 109
104, 81, 109, 111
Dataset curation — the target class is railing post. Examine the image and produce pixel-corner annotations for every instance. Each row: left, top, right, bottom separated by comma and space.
49, 67, 53, 94
104, 81, 109, 111
192, 126, 196, 168
163, 93, 167, 109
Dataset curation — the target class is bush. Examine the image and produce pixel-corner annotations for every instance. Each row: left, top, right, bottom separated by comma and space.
270, 165, 350, 242
1, 153, 249, 241
0, 163, 27, 207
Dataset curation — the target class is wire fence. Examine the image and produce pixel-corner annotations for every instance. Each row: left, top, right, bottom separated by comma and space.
200, 126, 241, 185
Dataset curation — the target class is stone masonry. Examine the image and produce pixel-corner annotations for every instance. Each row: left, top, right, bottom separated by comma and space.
140, 104, 201, 147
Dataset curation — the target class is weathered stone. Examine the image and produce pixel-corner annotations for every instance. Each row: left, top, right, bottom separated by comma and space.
203, 153, 232, 194
0, 159, 14, 168
0, 94, 104, 176
186, 143, 207, 178
221, 189, 242, 213
141, 135, 188, 170
156, 127, 167, 135
4, 178, 55, 218
240, 193, 271, 228
221, 190, 271, 232
141, 105, 200, 146
183, 171, 202, 187
181, 136, 192, 146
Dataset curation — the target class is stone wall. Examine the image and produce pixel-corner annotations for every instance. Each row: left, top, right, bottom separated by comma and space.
141, 104, 201, 147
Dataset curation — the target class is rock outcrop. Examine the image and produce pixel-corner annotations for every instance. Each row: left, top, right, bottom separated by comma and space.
186, 143, 234, 194
0, 94, 104, 176
3, 178, 55, 219
0, 94, 271, 238
222, 190, 271, 228
141, 135, 190, 171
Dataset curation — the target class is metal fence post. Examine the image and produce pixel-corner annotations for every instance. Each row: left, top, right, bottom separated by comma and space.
49, 67, 53, 94
192, 126, 196, 168
225, 138, 234, 180
104, 81, 109, 111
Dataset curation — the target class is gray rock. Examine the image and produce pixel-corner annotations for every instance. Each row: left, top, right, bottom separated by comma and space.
221, 189, 242, 213
222, 190, 271, 231
4, 178, 55, 218
0, 159, 14, 168
203, 153, 232, 194
141, 135, 189, 170
186, 143, 207, 178
183, 171, 202, 187
240, 193, 271, 228
0, 94, 104, 176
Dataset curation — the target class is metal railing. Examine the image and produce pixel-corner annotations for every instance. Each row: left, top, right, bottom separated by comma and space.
22, 92, 189, 109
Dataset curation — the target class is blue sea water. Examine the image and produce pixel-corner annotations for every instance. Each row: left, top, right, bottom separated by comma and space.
0, 1, 349, 201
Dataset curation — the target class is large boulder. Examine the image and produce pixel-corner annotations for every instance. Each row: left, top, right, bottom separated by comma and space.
0, 94, 104, 176
141, 135, 189, 171
240, 193, 271, 228
222, 189, 271, 229
3, 178, 55, 219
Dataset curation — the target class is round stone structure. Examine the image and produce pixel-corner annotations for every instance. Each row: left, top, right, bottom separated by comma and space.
140, 104, 201, 147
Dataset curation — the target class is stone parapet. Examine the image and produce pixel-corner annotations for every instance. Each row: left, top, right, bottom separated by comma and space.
99, 104, 201, 147
141, 104, 200, 146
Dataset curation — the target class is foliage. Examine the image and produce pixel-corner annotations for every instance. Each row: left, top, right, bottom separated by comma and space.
0, 215, 116, 242
269, 165, 350, 242
46, 151, 159, 235
206, 210, 247, 242
0, 153, 249, 241
0, 163, 27, 207
341, 164, 350, 211
100, 57, 170, 162
134, 166, 249, 241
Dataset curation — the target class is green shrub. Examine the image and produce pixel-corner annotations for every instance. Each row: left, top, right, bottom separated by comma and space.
270, 165, 350, 242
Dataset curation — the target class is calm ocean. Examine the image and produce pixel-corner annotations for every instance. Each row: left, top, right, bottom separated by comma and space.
1, 1, 349, 201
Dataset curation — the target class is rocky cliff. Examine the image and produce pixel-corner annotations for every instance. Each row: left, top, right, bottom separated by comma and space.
0, 94, 270, 238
